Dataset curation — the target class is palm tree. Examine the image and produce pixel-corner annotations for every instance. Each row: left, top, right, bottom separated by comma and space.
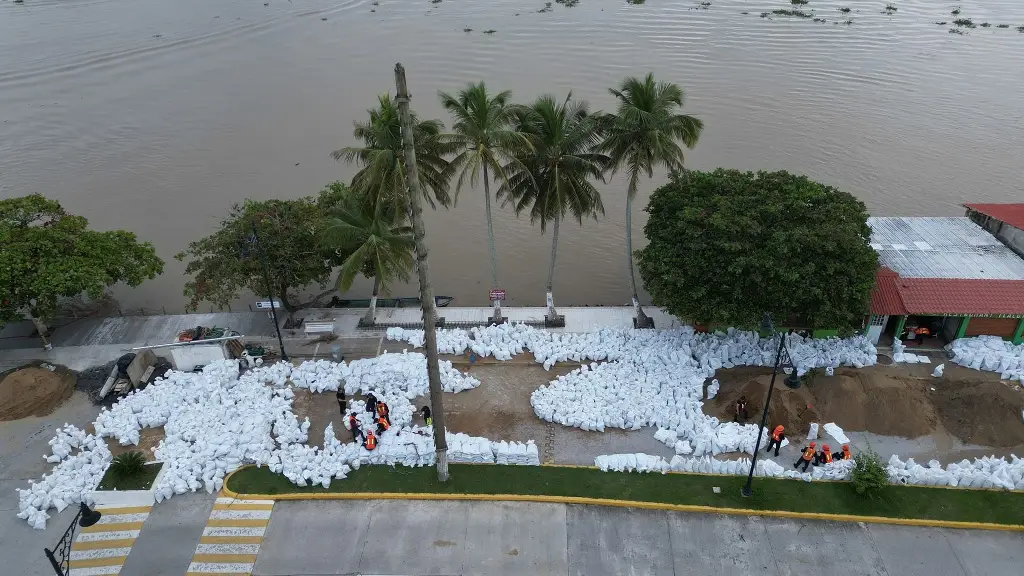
322, 190, 414, 327
499, 94, 609, 325
439, 82, 531, 323
332, 94, 457, 211
600, 73, 703, 328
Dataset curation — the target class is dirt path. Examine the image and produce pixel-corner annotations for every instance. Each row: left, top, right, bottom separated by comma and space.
0, 364, 76, 420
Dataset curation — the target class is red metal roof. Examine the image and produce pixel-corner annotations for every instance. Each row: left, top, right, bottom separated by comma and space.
963, 203, 1024, 231
896, 277, 1024, 315
869, 267, 908, 315
869, 266, 1024, 316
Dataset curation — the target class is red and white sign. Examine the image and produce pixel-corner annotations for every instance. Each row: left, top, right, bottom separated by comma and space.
489, 289, 506, 301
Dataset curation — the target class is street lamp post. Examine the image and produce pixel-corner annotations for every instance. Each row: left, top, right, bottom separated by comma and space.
741, 313, 800, 497
43, 502, 102, 576
243, 224, 289, 362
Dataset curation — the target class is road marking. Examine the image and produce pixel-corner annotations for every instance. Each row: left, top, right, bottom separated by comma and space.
187, 497, 274, 575
67, 505, 151, 576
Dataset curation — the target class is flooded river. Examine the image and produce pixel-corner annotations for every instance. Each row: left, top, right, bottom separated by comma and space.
1, 0, 1022, 311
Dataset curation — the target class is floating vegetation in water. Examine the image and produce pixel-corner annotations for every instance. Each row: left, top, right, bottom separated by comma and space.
1018, 25, 1024, 32
838, 7, 851, 13
760, 12, 770, 18
741, 11, 749, 14
371, 1, 379, 4
483, 29, 496, 34
772, 9, 812, 18
538, 1, 553, 11
935, 21, 947, 25
949, 28, 964, 35
884, 3, 897, 12
626, 0, 645, 4
951, 7, 960, 16
996, 24, 1009, 28
697, 0, 712, 8
555, 0, 580, 6
370, 8, 376, 11
980, 22, 990, 27
843, 18, 853, 25
430, 0, 442, 3
790, 0, 808, 5
463, 27, 473, 32
952, 18, 975, 28
813, 17, 826, 22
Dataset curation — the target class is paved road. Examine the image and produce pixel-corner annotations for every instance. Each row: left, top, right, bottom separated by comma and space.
253, 500, 1023, 576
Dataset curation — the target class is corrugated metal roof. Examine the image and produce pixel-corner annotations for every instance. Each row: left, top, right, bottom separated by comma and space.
964, 203, 1024, 231
867, 217, 1024, 280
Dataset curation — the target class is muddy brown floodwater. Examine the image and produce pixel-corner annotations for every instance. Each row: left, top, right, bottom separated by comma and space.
2, 0, 1023, 312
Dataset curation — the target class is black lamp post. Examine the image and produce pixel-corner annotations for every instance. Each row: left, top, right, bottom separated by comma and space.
741, 313, 799, 497
242, 224, 289, 362
43, 502, 102, 575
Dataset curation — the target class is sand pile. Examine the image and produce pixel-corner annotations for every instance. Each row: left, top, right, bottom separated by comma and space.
708, 367, 939, 439
0, 365, 75, 420
932, 382, 1024, 447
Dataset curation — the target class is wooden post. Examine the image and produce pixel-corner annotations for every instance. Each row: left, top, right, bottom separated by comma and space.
395, 63, 449, 482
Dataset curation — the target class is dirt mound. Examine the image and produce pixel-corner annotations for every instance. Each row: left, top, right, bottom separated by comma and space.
707, 367, 939, 439
932, 382, 1024, 447
0, 365, 75, 420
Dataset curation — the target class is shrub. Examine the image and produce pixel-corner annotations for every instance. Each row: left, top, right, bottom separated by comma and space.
850, 451, 889, 498
110, 451, 146, 479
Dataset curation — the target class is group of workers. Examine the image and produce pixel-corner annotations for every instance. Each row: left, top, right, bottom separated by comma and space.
335, 388, 433, 451
763, 424, 852, 471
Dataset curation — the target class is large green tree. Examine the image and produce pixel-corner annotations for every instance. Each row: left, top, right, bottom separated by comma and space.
600, 73, 703, 328
175, 185, 350, 315
0, 194, 164, 347
636, 169, 878, 330
321, 189, 414, 326
439, 82, 531, 322
499, 94, 608, 323
332, 94, 457, 211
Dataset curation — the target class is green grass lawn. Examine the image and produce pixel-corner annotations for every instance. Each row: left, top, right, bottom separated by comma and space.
228, 464, 1024, 525
97, 462, 162, 491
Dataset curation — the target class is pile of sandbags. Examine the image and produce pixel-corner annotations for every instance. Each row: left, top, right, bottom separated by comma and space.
595, 453, 671, 473
17, 438, 110, 530
888, 454, 1024, 490
446, 433, 496, 463
492, 440, 540, 465
950, 336, 1024, 380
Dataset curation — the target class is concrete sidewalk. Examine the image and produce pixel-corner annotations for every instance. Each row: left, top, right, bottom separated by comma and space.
252, 500, 1023, 576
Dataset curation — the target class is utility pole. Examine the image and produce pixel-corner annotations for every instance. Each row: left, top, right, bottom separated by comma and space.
394, 62, 449, 481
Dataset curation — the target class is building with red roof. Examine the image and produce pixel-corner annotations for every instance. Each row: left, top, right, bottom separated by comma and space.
865, 215, 1024, 346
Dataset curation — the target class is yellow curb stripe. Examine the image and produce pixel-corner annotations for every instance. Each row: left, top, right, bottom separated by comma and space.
204, 518, 270, 528
199, 535, 266, 545
94, 506, 152, 515
81, 521, 145, 533
212, 503, 274, 511
68, 557, 126, 568
190, 553, 259, 564
71, 538, 137, 551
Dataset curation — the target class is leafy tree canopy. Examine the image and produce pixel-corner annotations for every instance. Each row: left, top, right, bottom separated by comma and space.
175, 184, 352, 313
0, 194, 164, 323
636, 169, 879, 330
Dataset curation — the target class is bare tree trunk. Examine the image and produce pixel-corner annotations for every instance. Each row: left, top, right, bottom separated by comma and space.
626, 194, 652, 328
28, 312, 52, 350
483, 164, 502, 324
395, 63, 448, 482
546, 214, 560, 320
362, 275, 380, 326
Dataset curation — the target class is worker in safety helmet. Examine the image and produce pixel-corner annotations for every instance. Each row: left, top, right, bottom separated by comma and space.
376, 400, 390, 425
364, 429, 378, 451
837, 444, 852, 460
764, 425, 785, 456
365, 392, 379, 415
376, 415, 390, 435
347, 413, 363, 443
421, 405, 432, 426
818, 444, 833, 465
794, 442, 816, 472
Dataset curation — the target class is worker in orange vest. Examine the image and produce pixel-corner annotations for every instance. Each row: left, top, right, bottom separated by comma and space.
818, 444, 833, 465
764, 425, 785, 456
376, 415, 390, 435
376, 400, 390, 425
794, 442, 816, 472
347, 413, 363, 444
837, 444, 852, 460
364, 430, 377, 450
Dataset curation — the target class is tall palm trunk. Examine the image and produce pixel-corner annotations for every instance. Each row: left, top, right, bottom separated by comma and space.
395, 63, 448, 482
362, 275, 381, 327
546, 214, 560, 320
626, 195, 652, 328
483, 164, 502, 323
